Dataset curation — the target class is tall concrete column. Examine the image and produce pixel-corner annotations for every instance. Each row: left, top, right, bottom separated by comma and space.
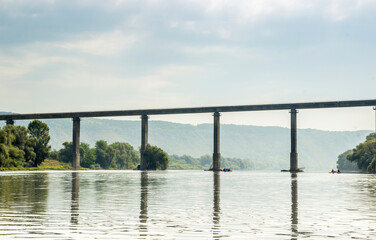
290, 109, 298, 172
213, 112, 221, 171
6, 119, 14, 125
140, 115, 149, 170
72, 117, 81, 170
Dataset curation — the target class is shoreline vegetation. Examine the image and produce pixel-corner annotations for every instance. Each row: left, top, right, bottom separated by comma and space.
0, 115, 371, 171
0, 120, 253, 171
336, 132, 376, 173
1, 120, 374, 173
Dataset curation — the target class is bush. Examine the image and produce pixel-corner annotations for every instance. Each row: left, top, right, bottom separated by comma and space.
143, 144, 169, 170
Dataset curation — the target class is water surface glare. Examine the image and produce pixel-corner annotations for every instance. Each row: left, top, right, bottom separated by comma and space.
0, 170, 376, 239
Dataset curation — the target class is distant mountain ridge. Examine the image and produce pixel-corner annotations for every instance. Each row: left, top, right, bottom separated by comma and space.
0, 112, 371, 171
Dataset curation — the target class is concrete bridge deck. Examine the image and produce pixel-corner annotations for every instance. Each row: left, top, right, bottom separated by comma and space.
1, 99, 376, 120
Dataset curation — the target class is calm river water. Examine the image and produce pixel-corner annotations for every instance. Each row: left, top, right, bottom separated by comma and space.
0, 170, 376, 239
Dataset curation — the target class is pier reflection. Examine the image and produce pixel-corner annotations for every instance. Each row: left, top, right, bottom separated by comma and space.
290, 173, 298, 240
213, 171, 221, 239
71, 172, 80, 225
139, 171, 148, 235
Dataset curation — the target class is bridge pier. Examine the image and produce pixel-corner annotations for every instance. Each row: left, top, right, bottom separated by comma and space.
290, 109, 298, 172
140, 114, 149, 170
6, 119, 14, 125
213, 112, 221, 171
72, 117, 81, 170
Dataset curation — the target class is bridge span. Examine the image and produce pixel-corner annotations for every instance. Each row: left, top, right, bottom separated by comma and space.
1, 99, 376, 172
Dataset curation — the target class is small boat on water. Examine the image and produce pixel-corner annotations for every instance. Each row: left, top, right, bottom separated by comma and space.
281, 167, 305, 172
221, 168, 232, 172
204, 164, 232, 172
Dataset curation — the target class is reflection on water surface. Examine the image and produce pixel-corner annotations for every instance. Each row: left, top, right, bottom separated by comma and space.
0, 170, 376, 239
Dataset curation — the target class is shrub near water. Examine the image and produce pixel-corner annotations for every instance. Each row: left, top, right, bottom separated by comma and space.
143, 144, 169, 170
38, 159, 71, 170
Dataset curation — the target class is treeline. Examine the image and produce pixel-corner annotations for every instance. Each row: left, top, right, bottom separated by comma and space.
50, 141, 140, 169
337, 133, 376, 173
0, 121, 51, 169
169, 154, 254, 170
0, 119, 169, 170
50, 142, 169, 170
2, 119, 258, 171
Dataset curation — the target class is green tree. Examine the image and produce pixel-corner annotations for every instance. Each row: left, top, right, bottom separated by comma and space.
57, 142, 97, 168
347, 133, 376, 173
336, 149, 359, 172
95, 140, 108, 168
110, 142, 139, 169
58, 142, 73, 163
0, 125, 39, 168
366, 132, 376, 142
143, 144, 169, 170
95, 140, 117, 169
10, 126, 37, 166
28, 120, 51, 166
0, 129, 9, 167
80, 143, 96, 168
49, 150, 59, 160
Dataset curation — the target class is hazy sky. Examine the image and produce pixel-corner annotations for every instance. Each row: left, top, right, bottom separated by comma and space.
1, 0, 376, 130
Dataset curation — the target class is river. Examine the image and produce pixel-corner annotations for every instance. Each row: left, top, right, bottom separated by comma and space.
0, 170, 375, 239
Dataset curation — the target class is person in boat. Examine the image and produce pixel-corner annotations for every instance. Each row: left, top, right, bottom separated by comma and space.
331, 169, 335, 173
337, 169, 341, 173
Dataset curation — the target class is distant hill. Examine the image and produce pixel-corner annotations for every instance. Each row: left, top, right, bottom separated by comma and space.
0, 112, 17, 115
0, 113, 371, 171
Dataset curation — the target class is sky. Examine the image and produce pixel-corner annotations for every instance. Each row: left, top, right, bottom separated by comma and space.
0, 0, 376, 131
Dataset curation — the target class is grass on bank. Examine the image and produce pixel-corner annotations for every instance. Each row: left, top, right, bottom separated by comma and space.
0, 159, 72, 171
37, 159, 72, 170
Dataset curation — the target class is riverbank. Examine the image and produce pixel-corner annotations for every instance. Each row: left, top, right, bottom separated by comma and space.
0, 159, 72, 171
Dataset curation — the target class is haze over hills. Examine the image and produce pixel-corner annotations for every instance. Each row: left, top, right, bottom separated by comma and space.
0, 112, 371, 171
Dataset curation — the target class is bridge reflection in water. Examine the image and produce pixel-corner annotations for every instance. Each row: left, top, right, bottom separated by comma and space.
139, 171, 148, 236
291, 173, 298, 240
213, 171, 221, 239
70, 172, 80, 226
66, 171, 303, 238
134, 171, 223, 238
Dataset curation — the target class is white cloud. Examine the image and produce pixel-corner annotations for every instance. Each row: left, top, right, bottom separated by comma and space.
326, 0, 348, 21
54, 31, 138, 56
0, 51, 81, 80
1, 0, 375, 130
182, 45, 263, 60
172, 0, 375, 24
181, 0, 314, 21
0, 0, 55, 18
45, 64, 199, 91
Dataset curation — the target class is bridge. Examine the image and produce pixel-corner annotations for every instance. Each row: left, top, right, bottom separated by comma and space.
1, 99, 376, 172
